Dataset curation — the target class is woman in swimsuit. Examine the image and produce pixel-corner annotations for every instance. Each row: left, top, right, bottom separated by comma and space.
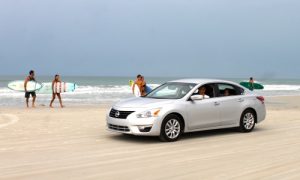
50, 74, 64, 108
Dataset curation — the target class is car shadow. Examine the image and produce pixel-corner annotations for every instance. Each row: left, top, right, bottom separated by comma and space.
106, 127, 266, 143
182, 127, 266, 140
108, 134, 161, 144
181, 128, 239, 140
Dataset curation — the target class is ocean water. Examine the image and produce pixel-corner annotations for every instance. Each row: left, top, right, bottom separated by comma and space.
0, 76, 300, 107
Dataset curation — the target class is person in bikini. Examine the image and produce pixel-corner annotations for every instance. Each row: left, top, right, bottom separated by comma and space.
24, 70, 37, 108
49, 74, 64, 108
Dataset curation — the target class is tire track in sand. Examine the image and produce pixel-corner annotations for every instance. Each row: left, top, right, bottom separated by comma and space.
0, 114, 19, 129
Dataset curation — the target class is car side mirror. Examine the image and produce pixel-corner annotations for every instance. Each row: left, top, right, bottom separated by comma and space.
190, 95, 204, 101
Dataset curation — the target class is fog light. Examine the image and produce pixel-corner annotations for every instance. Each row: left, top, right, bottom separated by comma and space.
138, 125, 152, 132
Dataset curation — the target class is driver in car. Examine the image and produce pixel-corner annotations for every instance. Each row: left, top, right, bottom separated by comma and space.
199, 86, 210, 99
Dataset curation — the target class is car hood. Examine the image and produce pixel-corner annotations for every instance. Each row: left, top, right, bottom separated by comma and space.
114, 97, 176, 109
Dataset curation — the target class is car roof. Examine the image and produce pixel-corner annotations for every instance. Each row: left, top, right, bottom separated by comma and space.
169, 78, 238, 85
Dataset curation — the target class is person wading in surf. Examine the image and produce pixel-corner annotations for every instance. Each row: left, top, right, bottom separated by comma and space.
50, 74, 64, 108
24, 70, 37, 108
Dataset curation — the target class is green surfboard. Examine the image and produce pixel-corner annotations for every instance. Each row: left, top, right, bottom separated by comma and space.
240, 81, 264, 90
129, 80, 134, 87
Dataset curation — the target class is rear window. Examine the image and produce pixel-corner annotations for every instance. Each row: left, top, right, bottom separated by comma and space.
217, 83, 244, 97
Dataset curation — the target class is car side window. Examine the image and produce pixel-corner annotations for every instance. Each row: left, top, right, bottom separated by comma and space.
217, 84, 241, 97
193, 84, 216, 98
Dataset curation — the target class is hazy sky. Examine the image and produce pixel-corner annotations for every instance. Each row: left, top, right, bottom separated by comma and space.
0, 0, 299, 78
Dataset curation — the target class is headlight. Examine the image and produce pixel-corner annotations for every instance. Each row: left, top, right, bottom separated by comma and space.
136, 108, 161, 118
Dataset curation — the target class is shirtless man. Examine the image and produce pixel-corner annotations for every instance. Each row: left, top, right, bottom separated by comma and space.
133, 74, 146, 96
24, 70, 37, 108
140, 76, 147, 96
249, 77, 254, 91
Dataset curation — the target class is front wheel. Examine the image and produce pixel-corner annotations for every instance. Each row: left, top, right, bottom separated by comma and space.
239, 109, 256, 132
159, 114, 183, 142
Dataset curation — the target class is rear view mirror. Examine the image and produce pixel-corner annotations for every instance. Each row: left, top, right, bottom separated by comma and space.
190, 95, 204, 101
168, 85, 177, 90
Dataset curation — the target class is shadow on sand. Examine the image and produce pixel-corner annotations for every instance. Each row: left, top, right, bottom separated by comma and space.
107, 127, 266, 144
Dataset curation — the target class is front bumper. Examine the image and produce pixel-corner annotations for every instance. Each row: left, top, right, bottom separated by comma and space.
106, 113, 162, 136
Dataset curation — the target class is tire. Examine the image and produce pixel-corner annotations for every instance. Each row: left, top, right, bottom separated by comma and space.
159, 114, 183, 142
239, 109, 256, 132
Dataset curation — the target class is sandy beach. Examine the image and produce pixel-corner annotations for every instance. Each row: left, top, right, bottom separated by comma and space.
0, 96, 300, 180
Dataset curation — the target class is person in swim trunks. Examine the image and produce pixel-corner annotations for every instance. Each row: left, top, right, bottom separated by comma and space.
49, 74, 64, 108
140, 76, 147, 96
249, 77, 254, 91
133, 74, 146, 96
24, 70, 36, 108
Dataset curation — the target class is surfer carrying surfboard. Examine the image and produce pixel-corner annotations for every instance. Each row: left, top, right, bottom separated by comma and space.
24, 70, 37, 108
239, 78, 264, 90
133, 74, 146, 96
49, 74, 64, 108
249, 77, 254, 91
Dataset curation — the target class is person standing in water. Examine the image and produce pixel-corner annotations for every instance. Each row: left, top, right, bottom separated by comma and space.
249, 77, 254, 91
50, 74, 64, 108
24, 70, 37, 108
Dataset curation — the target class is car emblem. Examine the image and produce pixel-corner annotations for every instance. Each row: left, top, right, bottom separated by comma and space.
115, 111, 120, 118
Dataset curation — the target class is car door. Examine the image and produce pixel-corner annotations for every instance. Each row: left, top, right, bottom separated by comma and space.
186, 83, 221, 130
215, 83, 245, 126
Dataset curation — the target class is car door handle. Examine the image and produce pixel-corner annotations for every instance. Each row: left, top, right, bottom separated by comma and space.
238, 98, 244, 102
214, 102, 220, 106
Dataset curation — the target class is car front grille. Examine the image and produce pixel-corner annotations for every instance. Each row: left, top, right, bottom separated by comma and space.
109, 108, 134, 119
108, 124, 130, 132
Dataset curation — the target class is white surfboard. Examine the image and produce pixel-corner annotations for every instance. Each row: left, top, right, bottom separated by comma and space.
129, 80, 152, 97
133, 84, 141, 97
37, 82, 78, 94
130, 82, 141, 97
7, 80, 42, 92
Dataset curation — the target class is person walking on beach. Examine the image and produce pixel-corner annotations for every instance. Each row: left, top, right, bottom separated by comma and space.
50, 74, 64, 108
249, 77, 254, 91
24, 70, 37, 108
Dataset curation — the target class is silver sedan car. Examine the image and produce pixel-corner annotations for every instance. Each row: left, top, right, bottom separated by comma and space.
106, 79, 266, 142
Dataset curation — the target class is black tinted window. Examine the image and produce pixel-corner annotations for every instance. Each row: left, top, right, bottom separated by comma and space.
217, 84, 242, 97
193, 84, 216, 98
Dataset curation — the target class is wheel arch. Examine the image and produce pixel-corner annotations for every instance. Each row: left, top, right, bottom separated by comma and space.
243, 107, 257, 123
165, 112, 185, 132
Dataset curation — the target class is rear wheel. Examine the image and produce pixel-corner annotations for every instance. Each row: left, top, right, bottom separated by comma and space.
159, 114, 183, 142
239, 109, 256, 132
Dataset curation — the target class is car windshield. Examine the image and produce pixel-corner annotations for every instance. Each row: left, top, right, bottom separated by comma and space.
145, 82, 197, 99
